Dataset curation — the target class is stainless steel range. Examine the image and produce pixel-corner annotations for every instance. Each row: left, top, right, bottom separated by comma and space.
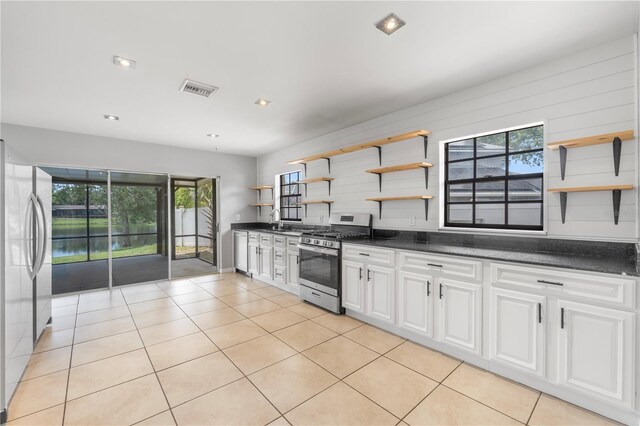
297, 213, 372, 314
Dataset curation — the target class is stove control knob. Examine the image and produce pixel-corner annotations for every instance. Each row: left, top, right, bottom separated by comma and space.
313, 239, 319, 244
325, 241, 333, 247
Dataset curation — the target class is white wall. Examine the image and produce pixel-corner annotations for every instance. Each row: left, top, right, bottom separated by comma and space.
257, 35, 639, 242
0, 123, 257, 269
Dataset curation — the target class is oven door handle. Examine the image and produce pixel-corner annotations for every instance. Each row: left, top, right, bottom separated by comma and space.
297, 244, 339, 256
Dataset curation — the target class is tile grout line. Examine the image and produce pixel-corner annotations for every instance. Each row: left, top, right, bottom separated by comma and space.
60, 298, 78, 425
526, 391, 542, 425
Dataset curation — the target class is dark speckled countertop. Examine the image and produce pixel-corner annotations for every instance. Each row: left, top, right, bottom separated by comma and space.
347, 230, 639, 277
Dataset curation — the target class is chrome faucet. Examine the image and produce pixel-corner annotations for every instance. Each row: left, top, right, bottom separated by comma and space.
269, 208, 282, 230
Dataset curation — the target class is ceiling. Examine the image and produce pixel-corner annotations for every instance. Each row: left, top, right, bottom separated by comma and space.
2, 2, 638, 157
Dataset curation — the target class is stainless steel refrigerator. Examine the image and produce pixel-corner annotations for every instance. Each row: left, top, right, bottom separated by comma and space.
0, 139, 52, 422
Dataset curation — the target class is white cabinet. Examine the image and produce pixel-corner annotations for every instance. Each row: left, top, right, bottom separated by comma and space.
233, 231, 248, 272
438, 279, 482, 355
286, 251, 300, 293
490, 288, 545, 377
248, 243, 259, 275
366, 264, 395, 324
557, 300, 634, 409
398, 270, 434, 338
342, 260, 366, 314
258, 245, 273, 280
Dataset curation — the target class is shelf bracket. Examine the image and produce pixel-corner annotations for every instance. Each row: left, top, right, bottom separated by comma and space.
328, 180, 332, 196
559, 145, 567, 181
304, 204, 308, 218
613, 136, 622, 176
270, 187, 274, 199
327, 202, 332, 216
302, 163, 307, 175
322, 158, 331, 174
613, 189, 622, 225
422, 135, 429, 158
375, 200, 382, 219
424, 198, 430, 221
559, 192, 567, 224
303, 183, 307, 197
258, 205, 262, 217
424, 168, 429, 189
375, 173, 382, 192
372, 146, 382, 166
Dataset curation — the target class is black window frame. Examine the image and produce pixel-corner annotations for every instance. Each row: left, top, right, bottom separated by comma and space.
279, 171, 302, 221
444, 124, 544, 231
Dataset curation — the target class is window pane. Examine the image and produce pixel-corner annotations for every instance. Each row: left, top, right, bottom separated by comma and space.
448, 159, 474, 181
88, 184, 108, 236
476, 156, 506, 178
476, 181, 505, 202
447, 139, 474, 161
476, 204, 505, 225
509, 178, 542, 201
447, 204, 472, 224
89, 237, 109, 260
476, 133, 506, 157
52, 183, 88, 238
508, 203, 543, 227
509, 152, 543, 175
447, 183, 473, 203
290, 172, 300, 183
52, 237, 88, 264
509, 126, 543, 152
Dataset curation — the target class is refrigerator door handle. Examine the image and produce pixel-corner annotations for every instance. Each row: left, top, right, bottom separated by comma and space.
23, 194, 37, 280
33, 195, 47, 275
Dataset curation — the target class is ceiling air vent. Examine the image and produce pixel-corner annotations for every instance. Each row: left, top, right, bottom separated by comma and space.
179, 79, 219, 98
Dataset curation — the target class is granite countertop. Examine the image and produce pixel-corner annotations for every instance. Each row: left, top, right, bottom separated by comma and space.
345, 238, 639, 277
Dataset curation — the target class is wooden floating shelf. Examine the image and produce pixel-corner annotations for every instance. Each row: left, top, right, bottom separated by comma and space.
249, 185, 274, 200
296, 200, 334, 218
547, 185, 634, 225
366, 196, 434, 220
249, 202, 274, 216
366, 162, 433, 192
299, 177, 335, 196
547, 130, 634, 180
287, 130, 431, 173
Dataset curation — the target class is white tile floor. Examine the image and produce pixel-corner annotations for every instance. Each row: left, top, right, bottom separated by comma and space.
8, 272, 620, 425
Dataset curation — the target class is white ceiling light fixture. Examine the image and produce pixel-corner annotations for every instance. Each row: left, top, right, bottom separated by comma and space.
113, 55, 136, 69
255, 98, 271, 107
180, 79, 219, 98
104, 114, 119, 121
375, 13, 406, 35
206, 133, 220, 138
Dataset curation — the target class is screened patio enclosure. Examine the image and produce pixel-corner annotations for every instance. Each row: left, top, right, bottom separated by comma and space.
42, 167, 219, 295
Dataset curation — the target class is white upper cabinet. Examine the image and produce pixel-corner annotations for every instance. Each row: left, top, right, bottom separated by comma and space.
490, 287, 546, 377
557, 299, 635, 409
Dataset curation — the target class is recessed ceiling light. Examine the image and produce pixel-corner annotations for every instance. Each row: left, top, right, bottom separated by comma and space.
255, 98, 271, 107
375, 13, 406, 35
104, 114, 119, 121
113, 55, 136, 69
206, 133, 220, 138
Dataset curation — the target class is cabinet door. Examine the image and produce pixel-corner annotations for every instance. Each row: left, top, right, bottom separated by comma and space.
248, 243, 259, 275
342, 260, 365, 314
557, 300, 634, 408
259, 245, 273, 280
366, 265, 395, 324
490, 288, 545, 377
286, 251, 299, 288
438, 279, 482, 355
398, 270, 433, 338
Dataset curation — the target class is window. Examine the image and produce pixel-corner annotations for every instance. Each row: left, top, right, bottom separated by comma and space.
279, 171, 302, 221
444, 124, 544, 230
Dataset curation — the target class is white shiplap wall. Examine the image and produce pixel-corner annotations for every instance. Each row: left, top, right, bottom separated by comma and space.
257, 35, 639, 242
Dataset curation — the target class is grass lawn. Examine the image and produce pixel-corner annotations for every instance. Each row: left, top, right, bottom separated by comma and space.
53, 244, 157, 264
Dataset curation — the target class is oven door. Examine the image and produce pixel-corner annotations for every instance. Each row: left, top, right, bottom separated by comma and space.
297, 244, 340, 296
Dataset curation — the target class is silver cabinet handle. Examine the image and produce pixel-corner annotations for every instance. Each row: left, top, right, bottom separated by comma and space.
359, 252, 370, 256
560, 307, 565, 329
439, 283, 443, 299
359, 267, 363, 280
427, 263, 443, 268
537, 279, 563, 286
33, 195, 47, 275
427, 281, 431, 296
367, 269, 371, 281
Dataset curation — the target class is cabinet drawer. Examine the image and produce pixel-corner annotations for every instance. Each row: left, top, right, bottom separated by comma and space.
248, 232, 260, 243
399, 251, 482, 283
491, 263, 635, 309
287, 237, 299, 252
274, 266, 286, 284
273, 235, 286, 248
342, 244, 395, 267
259, 233, 273, 245
274, 248, 286, 266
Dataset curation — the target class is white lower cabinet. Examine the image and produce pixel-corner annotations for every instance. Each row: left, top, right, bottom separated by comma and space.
490, 287, 545, 377
258, 245, 273, 280
248, 243, 259, 275
366, 264, 395, 324
286, 251, 300, 293
557, 299, 634, 409
437, 279, 482, 355
398, 270, 434, 338
342, 258, 394, 323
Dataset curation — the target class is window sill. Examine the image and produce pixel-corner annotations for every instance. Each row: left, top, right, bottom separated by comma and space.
438, 226, 547, 236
